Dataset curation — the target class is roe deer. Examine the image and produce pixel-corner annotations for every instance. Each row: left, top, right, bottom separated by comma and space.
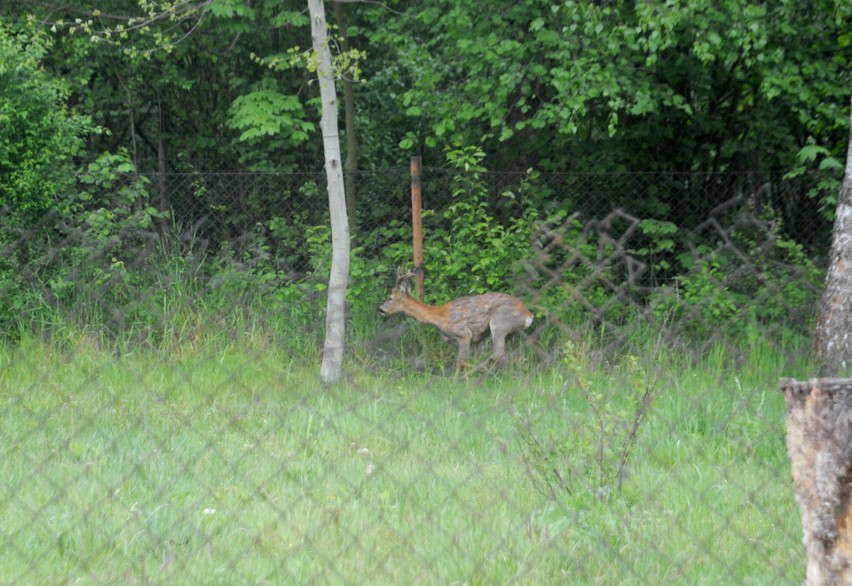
379, 269, 533, 376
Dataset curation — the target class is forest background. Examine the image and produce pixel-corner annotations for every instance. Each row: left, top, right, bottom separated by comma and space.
1, 0, 852, 351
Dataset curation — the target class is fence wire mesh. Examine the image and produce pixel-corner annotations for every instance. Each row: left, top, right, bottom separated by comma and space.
0, 167, 829, 583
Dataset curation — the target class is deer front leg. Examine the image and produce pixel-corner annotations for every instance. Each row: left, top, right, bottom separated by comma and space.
454, 335, 471, 377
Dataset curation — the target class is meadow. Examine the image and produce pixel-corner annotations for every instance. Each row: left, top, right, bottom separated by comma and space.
0, 321, 809, 584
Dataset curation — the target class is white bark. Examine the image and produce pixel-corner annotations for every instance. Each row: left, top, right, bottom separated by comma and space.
309, 0, 350, 385
814, 95, 852, 377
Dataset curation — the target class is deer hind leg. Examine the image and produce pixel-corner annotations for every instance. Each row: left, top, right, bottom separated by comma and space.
490, 310, 529, 370
490, 329, 510, 370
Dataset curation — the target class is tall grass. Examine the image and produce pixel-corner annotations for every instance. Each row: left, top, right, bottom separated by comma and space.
0, 317, 809, 584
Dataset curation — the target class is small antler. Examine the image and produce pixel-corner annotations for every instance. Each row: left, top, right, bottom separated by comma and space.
395, 267, 415, 284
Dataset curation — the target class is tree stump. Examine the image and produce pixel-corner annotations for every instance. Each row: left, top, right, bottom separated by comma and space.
780, 377, 852, 585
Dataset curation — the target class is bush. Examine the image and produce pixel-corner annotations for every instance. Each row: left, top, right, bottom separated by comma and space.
0, 22, 94, 229
649, 221, 822, 338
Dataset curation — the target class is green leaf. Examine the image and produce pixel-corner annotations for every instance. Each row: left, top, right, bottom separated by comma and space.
639, 219, 678, 235
797, 144, 830, 163
228, 89, 311, 143
818, 156, 843, 171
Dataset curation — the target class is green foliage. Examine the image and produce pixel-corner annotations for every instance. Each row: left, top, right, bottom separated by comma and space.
422, 146, 538, 300
650, 225, 823, 338
209, 0, 256, 20
228, 87, 315, 143
633, 219, 678, 275
3, 0, 849, 181
292, 217, 411, 318
2, 0, 326, 172
363, 0, 851, 178
1, 0, 846, 276
785, 141, 844, 220
529, 206, 641, 327
0, 22, 94, 228
667, 253, 741, 324
33, 152, 162, 326
0, 22, 99, 336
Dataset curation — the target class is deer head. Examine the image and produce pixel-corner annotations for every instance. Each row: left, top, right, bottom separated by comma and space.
379, 268, 415, 316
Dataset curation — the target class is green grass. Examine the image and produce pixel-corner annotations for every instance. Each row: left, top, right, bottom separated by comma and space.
0, 327, 808, 584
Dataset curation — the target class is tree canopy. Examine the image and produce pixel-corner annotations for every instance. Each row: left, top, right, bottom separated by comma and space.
1, 0, 848, 177
362, 0, 852, 175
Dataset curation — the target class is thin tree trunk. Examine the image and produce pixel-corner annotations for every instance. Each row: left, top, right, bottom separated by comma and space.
310, 0, 351, 385
157, 92, 170, 230
814, 94, 852, 376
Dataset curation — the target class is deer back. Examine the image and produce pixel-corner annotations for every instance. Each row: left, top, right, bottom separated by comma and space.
444, 293, 532, 342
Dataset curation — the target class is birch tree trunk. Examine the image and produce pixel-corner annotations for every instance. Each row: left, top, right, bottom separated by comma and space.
309, 0, 350, 385
814, 95, 852, 376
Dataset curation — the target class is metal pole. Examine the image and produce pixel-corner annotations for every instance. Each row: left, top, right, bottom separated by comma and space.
410, 156, 424, 299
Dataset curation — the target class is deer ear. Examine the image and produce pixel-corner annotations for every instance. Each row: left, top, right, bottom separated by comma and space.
398, 278, 411, 294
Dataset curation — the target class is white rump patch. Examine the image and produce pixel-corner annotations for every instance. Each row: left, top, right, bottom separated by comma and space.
524, 315, 533, 329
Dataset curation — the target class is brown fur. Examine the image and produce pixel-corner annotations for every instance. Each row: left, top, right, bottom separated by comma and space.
379, 273, 533, 376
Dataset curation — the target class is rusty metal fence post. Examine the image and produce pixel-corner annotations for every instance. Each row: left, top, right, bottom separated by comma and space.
410, 156, 424, 299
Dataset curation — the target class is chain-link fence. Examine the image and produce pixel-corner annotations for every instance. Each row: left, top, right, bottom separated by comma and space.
0, 167, 830, 583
